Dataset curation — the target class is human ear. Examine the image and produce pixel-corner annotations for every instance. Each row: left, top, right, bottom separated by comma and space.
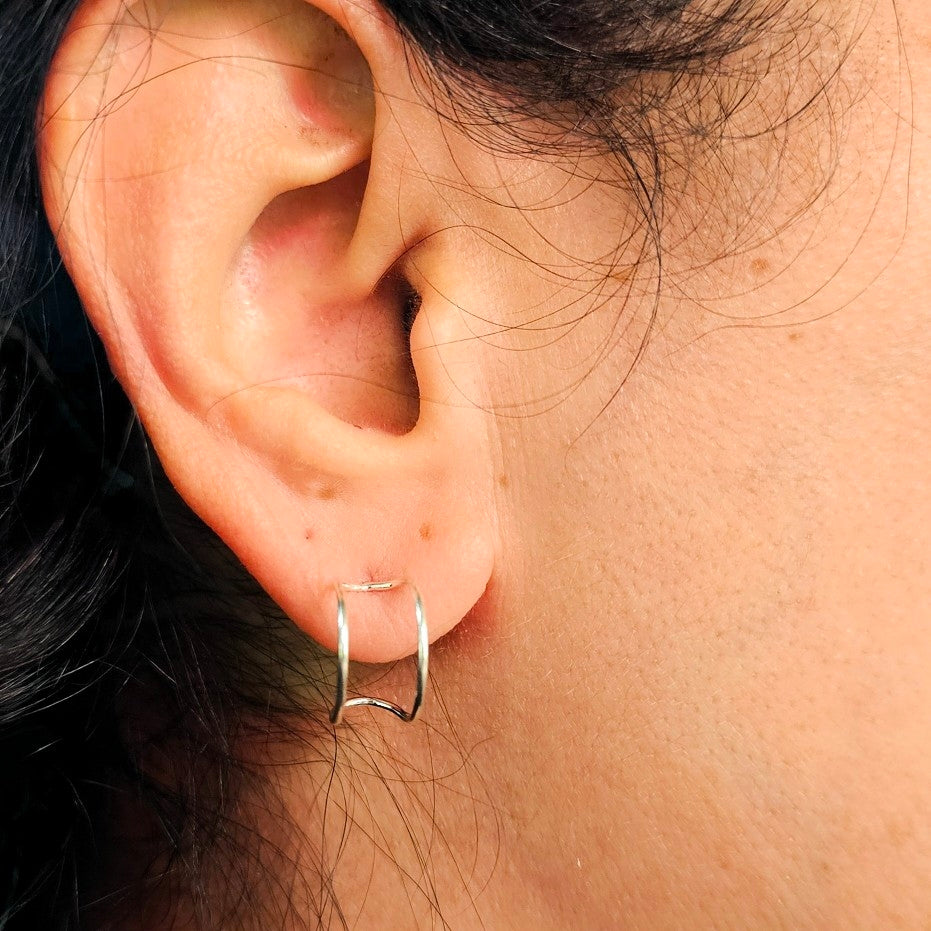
38, 0, 497, 662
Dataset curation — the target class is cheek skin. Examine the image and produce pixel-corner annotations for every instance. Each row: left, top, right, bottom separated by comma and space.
467, 274, 931, 925
427, 10, 931, 918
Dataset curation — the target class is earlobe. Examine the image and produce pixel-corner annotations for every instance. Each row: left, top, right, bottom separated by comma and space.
38, 0, 498, 663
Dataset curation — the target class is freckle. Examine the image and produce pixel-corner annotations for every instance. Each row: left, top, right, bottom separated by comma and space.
419, 523, 432, 540
317, 484, 337, 500
750, 257, 770, 276
788, 331, 802, 342
498, 474, 509, 489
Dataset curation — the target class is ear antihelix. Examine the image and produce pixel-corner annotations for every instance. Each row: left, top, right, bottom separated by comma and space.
218, 166, 421, 440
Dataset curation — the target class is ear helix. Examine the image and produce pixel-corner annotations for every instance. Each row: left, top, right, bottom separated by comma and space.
330, 579, 429, 724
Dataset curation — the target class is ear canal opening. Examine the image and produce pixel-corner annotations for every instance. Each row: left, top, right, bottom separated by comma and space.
224, 162, 421, 436
399, 277, 423, 338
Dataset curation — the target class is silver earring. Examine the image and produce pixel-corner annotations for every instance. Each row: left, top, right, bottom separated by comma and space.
330, 579, 428, 725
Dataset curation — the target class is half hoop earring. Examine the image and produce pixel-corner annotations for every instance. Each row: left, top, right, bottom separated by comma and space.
329, 579, 428, 725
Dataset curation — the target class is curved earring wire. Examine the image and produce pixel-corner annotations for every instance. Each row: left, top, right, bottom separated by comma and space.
329, 579, 428, 725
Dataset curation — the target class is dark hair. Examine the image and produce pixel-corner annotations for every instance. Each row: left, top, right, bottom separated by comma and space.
0, 1, 778, 927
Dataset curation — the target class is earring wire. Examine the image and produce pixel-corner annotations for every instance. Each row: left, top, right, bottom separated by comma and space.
330, 579, 428, 725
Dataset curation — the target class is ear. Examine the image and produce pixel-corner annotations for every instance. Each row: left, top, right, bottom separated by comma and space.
38, 0, 497, 662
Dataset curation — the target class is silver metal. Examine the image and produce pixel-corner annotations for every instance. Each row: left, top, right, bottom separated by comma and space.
330, 579, 428, 725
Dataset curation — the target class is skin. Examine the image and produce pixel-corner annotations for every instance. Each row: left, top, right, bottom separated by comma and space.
39, 0, 930, 927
